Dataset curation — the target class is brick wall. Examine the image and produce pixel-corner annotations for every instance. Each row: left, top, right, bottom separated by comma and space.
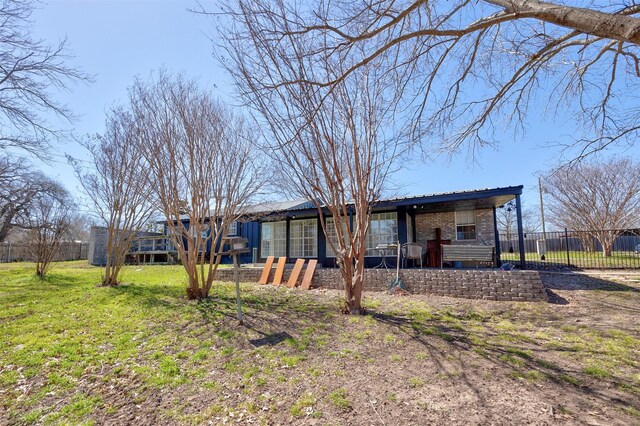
216, 266, 548, 302
415, 209, 495, 246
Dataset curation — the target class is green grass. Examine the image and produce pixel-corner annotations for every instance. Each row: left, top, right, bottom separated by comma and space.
327, 388, 351, 410
290, 393, 319, 418
409, 377, 425, 388
500, 250, 640, 267
1, 261, 639, 425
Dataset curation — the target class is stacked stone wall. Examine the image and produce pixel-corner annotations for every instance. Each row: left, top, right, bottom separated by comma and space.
217, 266, 547, 302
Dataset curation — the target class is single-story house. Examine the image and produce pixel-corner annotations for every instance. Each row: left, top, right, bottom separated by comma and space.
217, 185, 527, 268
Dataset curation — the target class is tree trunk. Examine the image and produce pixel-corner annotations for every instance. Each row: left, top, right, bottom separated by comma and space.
340, 254, 365, 314
186, 285, 205, 300
186, 273, 208, 300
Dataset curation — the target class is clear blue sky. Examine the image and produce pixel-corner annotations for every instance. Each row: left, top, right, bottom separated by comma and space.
30, 0, 639, 219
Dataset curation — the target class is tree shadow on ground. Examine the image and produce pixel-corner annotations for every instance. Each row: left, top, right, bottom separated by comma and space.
540, 272, 640, 292
196, 286, 337, 331
368, 307, 640, 421
545, 289, 569, 305
108, 282, 184, 309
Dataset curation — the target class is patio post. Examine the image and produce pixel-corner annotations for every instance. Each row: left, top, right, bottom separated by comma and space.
492, 206, 502, 267
515, 194, 526, 269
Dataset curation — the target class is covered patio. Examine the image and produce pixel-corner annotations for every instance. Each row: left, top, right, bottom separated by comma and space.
315, 186, 527, 269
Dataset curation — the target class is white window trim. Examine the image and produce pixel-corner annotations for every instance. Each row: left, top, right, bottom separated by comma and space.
455, 210, 477, 241
289, 218, 318, 258
365, 212, 398, 256
227, 221, 238, 236
260, 221, 286, 258
325, 216, 351, 258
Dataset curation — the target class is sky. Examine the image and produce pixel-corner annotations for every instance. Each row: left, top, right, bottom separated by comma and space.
28, 0, 640, 219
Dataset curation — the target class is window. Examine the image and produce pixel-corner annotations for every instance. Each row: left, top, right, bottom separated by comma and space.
290, 218, 317, 258
365, 212, 398, 254
325, 216, 351, 257
187, 222, 209, 252
188, 222, 210, 240
455, 210, 476, 240
227, 221, 238, 236
261, 221, 286, 258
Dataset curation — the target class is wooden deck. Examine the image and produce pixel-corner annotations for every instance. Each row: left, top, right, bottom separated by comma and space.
127, 236, 177, 264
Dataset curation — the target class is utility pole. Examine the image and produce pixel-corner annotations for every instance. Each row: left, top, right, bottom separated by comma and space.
538, 176, 547, 260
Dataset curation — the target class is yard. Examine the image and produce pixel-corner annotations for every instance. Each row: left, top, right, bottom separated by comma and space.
1, 262, 639, 425
500, 250, 640, 269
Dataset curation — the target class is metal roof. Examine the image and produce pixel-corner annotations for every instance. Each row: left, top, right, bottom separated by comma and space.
171, 186, 523, 222
241, 199, 314, 214
256, 185, 523, 217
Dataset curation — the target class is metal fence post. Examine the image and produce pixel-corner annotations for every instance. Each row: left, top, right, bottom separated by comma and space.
565, 228, 570, 267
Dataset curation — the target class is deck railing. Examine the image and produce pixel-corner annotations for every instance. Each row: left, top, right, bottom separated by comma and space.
129, 235, 176, 254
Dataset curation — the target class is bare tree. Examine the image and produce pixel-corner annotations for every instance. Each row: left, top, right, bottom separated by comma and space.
0, 154, 68, 242
64, 213, 92, 242
70, 107, 156, 287
25, 184, 73, 276
496, 200, 539, 241
221, 7, 408, 313
544, 158, 640, 257
131, 72, 262, 300
214, 0, 640, 160
0, 0, 89, 156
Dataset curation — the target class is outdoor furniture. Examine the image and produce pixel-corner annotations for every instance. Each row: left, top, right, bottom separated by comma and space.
441, 244, 495, 268
401, 242, 425, 268
372, 243, 398, 269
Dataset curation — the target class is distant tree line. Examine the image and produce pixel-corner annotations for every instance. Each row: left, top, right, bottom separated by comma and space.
0, 0, 90, 276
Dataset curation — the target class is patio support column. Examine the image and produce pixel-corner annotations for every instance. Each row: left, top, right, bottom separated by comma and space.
515, 194, 526, 269
285, 217, 291, 260
317, 215, 326, 267
492, 206, 502, 267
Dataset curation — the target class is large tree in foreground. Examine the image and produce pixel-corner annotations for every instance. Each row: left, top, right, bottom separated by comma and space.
0, 0, 89, 157
131, 72, 262, 300
222, 15, 408, 313
215, 0, 640, 159
544, 158, 640, 257
70, 107, 156, 287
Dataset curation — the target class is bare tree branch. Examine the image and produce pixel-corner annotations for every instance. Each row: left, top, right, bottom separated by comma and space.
24, 182, 73, 276
131, 71, 264, 300
213, 0, 640, 159
0, 0, 91, 157
0, 153, 67, 242
544, 158, 640, 257
70, 106, 157, 287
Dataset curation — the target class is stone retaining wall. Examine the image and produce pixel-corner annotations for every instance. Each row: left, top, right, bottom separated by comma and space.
216, 267, 548, 302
